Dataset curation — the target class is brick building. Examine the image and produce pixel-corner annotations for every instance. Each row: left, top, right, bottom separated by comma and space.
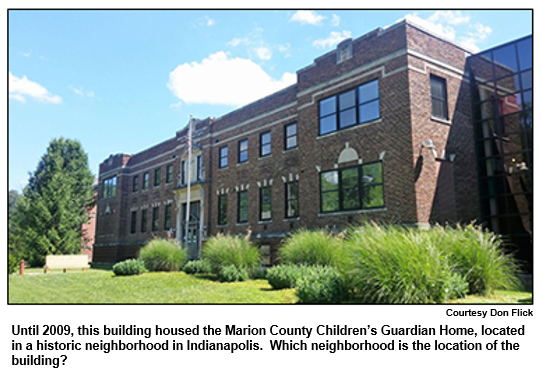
93, 20, 532, 266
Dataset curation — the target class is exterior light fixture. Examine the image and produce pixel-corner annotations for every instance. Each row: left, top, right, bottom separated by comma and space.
421, 139, 438, 157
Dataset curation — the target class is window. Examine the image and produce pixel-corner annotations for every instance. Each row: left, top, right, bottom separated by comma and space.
430, 75, 448, 120
102, 176, 117, 198
260, 187, 272, 221
132, 176, 138, 193
285, 181, 299, 218
238, 139, 248, 163
319, 79, 380, 135
141, 208, 148, 232
143, 172, 149, 190
164, 203, 172, 230
219, 146, 228, 168
358, 80, 380, 123
238, 190, 248, 223
152, 207, 159, 232
166, 165, 173, 184
181, 161, 186, 185
196, 155, 202, 181
130, 211, 137, 234
320, 162, 384, 213
260, 131, 271, 157
154, 168, 161, 187
218, 194, 228, 225
285, 123, 298, 150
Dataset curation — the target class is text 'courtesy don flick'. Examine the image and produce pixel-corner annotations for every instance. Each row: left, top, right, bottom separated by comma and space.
10, 308, 534, 368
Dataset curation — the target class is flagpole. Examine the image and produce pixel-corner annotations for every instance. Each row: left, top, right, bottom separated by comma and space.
184, 115, 193, 251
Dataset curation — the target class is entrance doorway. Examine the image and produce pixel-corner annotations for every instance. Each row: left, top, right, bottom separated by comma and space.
181, 201, 201, 260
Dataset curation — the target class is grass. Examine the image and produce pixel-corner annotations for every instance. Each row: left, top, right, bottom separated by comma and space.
9, 268, 297, 304
9, 267, 530, 304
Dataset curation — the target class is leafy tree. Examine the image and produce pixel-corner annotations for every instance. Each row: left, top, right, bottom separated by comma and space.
14, 138, 95, 266
8, 190, 22, 259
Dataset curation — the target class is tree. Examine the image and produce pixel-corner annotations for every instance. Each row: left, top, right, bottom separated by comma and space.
8, 190, 22, 259
14, 138, 95, 266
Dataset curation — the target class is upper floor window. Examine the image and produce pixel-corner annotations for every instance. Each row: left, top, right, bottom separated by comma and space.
319, 79, 380, 135
219, 146, 228, 169
430, 75, 448, 120
197, 155, 203, 181
143, 172, 149, 190
284, 123, 298, 150
238, 139, 248, 163
260, 131, 271, 157
320, 162, 384, 213
132, 176, 138, 193
102, 176, 117, 198
154, 168, 161, 187
166, 164, 174, 184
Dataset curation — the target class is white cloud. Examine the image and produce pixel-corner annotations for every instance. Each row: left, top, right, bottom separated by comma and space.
331, 14, 341, 27
227, 28, 274, 61
254, 47, 272, 61
69, 85, 95, 97
167, 51, 296, 108
313, 30, 352, 49
458, 23, 493, 53
403, 13, 457, 41
9, 72, 62, 104
400, 11, 492, 52
428, 11, 470, 26
290, 10, 325, 26
195, 15, 215, 27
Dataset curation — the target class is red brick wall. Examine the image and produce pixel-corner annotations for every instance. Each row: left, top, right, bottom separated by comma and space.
94, 20, 480, 263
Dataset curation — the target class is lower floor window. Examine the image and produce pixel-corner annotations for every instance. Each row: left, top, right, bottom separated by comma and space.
218, 194, 228, 225
152, 207, 159, 232
238, 191, 248, 223
260, 187, 272, 220
320, 162, 384, 213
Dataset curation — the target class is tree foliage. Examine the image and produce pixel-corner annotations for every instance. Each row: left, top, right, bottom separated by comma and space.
12, 138, 95, 266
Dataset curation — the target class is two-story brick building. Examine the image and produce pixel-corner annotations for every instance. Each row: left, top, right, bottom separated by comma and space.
93, 19, 532, 267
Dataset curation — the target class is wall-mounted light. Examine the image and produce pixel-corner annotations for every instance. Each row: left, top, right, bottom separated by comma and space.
422, 140, 457, 163
421, 139, 437, 157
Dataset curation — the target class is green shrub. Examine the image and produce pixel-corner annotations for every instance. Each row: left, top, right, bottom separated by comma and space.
342, 223, 451, 304
183, 259, 212, 275
296, 266, 345, 304
280, 229, 344, 267
8, 253, 18, 274
250, 266, 268, 280
444, 272, 470, 300
138, 239, 187, 272
202, 234, 260, 275
112, 259, 147, 276
219, 265, 249, 282
430, 224, 521, 295
266, 264, 305, 289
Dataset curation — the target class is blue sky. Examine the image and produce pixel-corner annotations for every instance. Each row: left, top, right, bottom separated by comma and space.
8, 9, 533, 192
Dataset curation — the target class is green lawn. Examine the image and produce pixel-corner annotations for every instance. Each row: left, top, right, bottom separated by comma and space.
8, 268, 532, 304
9, 269, 297, 304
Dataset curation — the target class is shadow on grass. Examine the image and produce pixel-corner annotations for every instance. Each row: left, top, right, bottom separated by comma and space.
193, 274, 219, 282
90, 262, 113, 271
